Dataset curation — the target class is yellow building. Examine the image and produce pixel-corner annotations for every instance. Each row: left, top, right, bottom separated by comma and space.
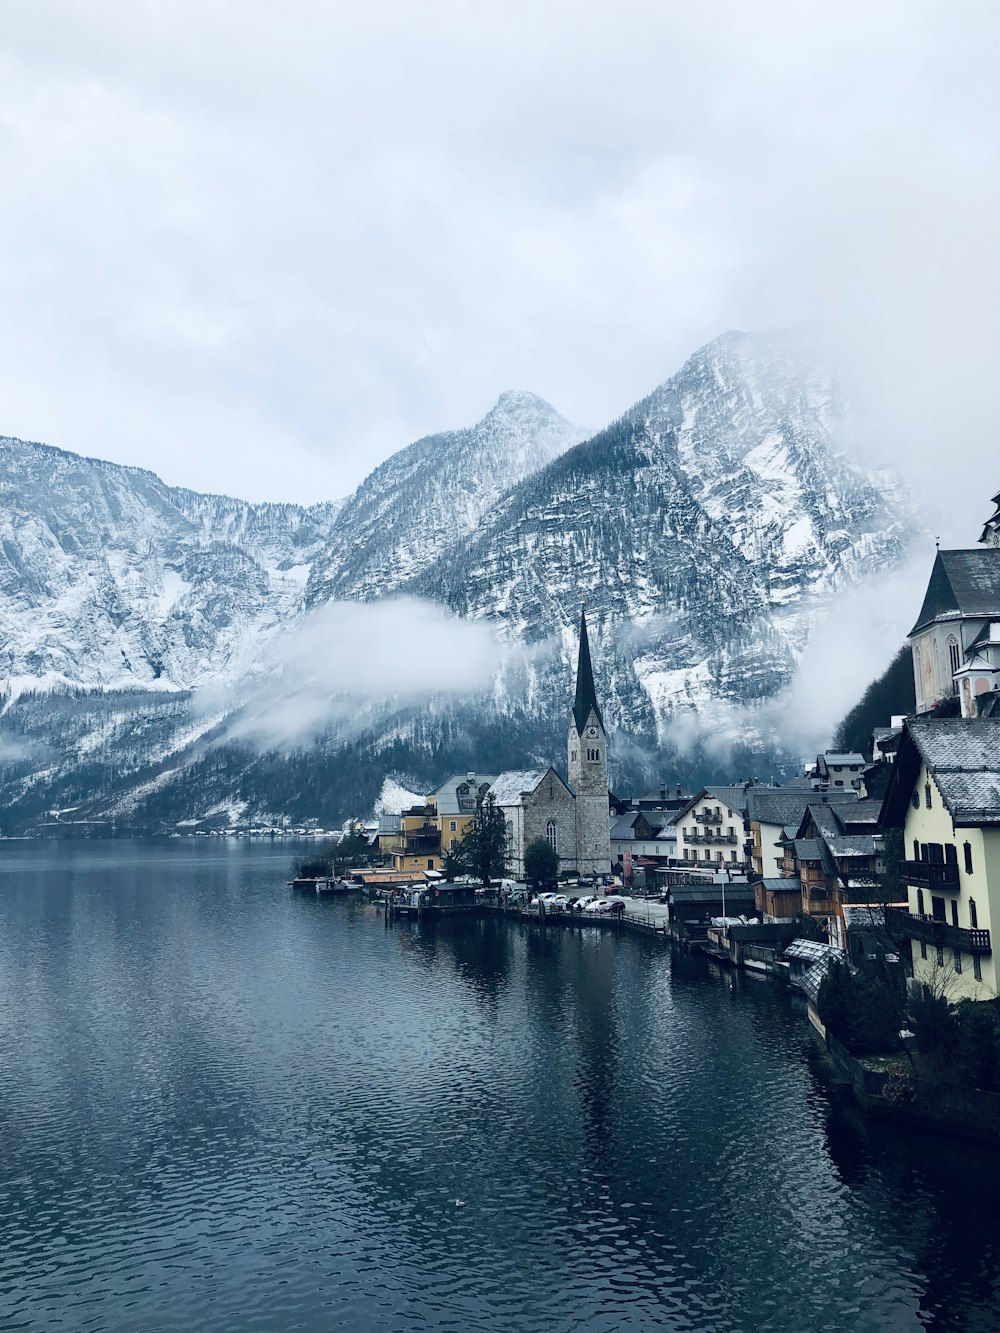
884, 718, 1000, 1001
384, 773, 497, 875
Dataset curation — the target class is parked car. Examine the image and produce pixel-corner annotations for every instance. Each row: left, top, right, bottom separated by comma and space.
550, 894, 572, 910
574, 896, 597, 912
582, 898, 604, 914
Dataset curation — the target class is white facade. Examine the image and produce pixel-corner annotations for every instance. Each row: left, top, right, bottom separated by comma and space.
903, 761, 1000, 1001
675, 789, 745, 870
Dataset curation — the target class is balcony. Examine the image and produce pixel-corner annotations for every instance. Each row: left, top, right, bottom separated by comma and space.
885, 905, 991, 955
698, 810, 723, 825
684, 831, 738, 846
899, 860, 960, 891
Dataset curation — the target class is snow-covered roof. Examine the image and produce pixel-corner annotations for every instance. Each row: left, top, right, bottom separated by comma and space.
488, 769, 550, 806
429, 773, 499, 815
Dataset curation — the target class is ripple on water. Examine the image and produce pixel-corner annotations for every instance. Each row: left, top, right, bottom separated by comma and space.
0, 846, 998, 1330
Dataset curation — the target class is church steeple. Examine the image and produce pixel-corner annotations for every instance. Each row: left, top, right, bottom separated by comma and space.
980, 487, 1000, 547
567, 606, 610, 877
572, 607, 603, 734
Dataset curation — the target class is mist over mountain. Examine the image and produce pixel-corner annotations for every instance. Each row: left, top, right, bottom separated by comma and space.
0, 329, 914, 835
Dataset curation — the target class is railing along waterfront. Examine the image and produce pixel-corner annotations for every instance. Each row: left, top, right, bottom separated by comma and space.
899, 860, 960, 890
885, 905, 991, 954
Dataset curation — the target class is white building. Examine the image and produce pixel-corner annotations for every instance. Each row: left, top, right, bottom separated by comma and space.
674, 786, 748, 871
885, 718, 1000, 1001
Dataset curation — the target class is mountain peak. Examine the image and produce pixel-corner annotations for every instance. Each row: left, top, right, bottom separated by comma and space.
483, 390, 563, 422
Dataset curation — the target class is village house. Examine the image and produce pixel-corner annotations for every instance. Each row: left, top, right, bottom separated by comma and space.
383, 772, 497, 874
883, 717, 1000, 1002
747, 787, 861, 882
812, 751, 867, 791
674, 785, 750, 872
609, 809, 676, 863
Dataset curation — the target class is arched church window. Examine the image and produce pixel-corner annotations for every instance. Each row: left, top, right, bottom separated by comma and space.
948, 636, 961, 678
546, 820, 558, 853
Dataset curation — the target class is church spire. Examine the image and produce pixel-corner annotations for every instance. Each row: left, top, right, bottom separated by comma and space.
572, 607, 603, 734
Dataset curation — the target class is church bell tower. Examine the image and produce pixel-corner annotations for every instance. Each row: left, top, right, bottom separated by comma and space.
567, 608, 611, 877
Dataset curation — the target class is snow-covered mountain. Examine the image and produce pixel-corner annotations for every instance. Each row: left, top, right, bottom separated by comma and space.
305, 390, 585, 604
408, 328, 908, 741
0, 437, 343, 692
0, 329, 915, 834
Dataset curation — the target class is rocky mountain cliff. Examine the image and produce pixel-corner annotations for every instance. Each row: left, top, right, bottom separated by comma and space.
407, 328, 908, 742
304, 391, 585, 604
0, 329, 915, 834
0, 437, 342, 691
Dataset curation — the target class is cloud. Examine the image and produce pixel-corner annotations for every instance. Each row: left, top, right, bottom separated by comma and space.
0, 0, 994, 537
212, 596, 509, 748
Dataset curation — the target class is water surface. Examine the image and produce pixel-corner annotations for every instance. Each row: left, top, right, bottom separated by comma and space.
1, 840, 998, 1331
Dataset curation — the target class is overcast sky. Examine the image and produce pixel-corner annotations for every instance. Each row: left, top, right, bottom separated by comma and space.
0, 1, 997, 533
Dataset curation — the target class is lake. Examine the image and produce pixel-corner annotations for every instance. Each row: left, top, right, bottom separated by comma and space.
1, 839, 998, 1331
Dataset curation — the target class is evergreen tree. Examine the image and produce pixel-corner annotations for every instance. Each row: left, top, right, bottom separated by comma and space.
524, 837, 559, 887
452, 792, 509, 885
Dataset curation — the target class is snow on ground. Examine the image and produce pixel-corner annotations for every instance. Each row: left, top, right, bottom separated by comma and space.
374, 776, 424, 815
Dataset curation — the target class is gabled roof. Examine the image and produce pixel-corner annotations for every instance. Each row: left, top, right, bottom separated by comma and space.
761, 877, 801, 893
572, 607, 603, 734
821, 752, 865, 767
883, 718, 1000, 826
747, 787, 858, 829
489, 767, 569, 807
429, 773, 499, 815
908, 549, 1000, 636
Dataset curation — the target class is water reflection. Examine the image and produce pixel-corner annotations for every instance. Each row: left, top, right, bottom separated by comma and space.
1, 843, 999, 1331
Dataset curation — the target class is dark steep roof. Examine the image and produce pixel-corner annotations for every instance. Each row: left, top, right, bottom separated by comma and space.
572, 607, 604, 734
883, 718, 1000, 826
909, 550, 1000, 635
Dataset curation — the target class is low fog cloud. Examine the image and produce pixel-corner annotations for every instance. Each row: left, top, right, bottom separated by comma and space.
656, 552, 933, 769
212, 597, 508, 748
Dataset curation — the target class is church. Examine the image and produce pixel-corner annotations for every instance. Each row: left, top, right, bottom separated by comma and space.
908, 486, 1000, 718
489, 609, 612, 878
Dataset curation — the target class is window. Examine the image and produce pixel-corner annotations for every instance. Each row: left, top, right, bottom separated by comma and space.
917, 889, 925, 916
912, 791, 920, 810
571, 749, 577, 763
951, 901, 959, 928
949, 636, 961, 679
449, 837, 457, 850
913, 838, 920, 859
546, 820, 558, 854
974, 955, 983, 982
970, 897, 978, 929
920, 941, 928, 960
955, 951, 963, 974
586, 747, 601, 762
964, 842, 973, 875
924, 784, 932, 809
936, 945, 945, 967
427, 859, 434, 870
449, 820, 457, 832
